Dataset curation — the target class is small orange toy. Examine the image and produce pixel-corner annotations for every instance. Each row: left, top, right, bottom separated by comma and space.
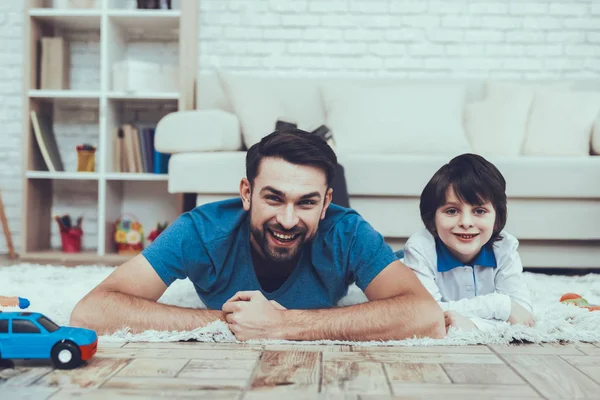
560, 293, 600, 311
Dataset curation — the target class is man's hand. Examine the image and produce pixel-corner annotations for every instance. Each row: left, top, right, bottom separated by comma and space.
508, 301, 535, 327
444, 311, 477, 333
222, 291, 286, 341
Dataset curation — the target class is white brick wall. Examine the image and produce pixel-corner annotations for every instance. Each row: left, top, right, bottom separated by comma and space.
2, 0, 600, 254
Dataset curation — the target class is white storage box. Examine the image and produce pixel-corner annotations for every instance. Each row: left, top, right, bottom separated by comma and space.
112, 60, 178, 93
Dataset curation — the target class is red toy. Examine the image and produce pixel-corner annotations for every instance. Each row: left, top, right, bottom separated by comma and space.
560, 293, 600, 311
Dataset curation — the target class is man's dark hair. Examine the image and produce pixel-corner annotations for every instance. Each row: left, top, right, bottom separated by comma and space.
246, 128, 338, 187
419, 153, 507, 243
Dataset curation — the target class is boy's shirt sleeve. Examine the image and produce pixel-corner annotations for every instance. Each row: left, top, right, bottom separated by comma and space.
141, 213, 209, 287
493, 235, 533, 315
346, 217, 398, 291
404, 238, 512, 321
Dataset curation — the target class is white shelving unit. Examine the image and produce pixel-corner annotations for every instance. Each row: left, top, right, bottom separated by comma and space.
21, 0, 198, 265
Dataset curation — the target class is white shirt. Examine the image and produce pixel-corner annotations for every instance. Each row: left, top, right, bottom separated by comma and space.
403, 228, 533, 329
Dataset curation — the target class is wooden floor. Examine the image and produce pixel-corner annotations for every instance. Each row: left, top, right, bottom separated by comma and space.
1, 341, 599, 399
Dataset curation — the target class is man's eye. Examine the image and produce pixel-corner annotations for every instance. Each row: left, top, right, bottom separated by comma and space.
299, 200, 316, 206
266, 195, 281, 202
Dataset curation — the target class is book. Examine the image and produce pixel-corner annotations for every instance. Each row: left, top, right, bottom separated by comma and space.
40, 37, 69, 90
30, 111, 64, 172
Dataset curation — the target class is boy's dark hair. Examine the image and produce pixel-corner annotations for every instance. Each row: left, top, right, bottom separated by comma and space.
246, 128, 337, 187
419, 153, 507, 243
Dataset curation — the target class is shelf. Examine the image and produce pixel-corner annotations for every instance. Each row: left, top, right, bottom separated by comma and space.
105, 173, 169, 181
19, 250, 132, 267
26, 171, 100, 180
29, 8, 102, 31
29, 90, 101, 100
107, 92, 180, 101
108, 10, 180, 38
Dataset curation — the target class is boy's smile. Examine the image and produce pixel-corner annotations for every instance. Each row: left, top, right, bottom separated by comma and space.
435, 187, 496, 264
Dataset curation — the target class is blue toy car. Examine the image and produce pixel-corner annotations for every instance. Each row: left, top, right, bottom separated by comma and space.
0, 312, 97, 369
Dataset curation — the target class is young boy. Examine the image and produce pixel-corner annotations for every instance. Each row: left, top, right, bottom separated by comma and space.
402, 153, 534, 332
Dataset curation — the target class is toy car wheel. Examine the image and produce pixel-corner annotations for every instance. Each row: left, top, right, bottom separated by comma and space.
51, 341, 82, 369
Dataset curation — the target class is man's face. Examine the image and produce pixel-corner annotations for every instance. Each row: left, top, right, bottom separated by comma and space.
240, 157, 332, 263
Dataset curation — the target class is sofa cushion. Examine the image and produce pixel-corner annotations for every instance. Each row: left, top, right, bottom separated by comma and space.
321, 83, 471, 155
465, 83, 533, 156
218, 71, 325, 149
522, 89, 600, 156
155, 110, 242, 153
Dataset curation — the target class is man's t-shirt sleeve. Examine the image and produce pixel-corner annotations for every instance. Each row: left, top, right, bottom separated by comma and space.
141, 213, 207, 287
347, 217, 398, 291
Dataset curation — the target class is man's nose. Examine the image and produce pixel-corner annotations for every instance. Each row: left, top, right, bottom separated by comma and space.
276, 204, 299, 230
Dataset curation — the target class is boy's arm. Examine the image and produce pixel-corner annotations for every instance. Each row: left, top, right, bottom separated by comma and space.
404, 244, 512, 321
70, 254, 225, 334
222, 260, 446, 341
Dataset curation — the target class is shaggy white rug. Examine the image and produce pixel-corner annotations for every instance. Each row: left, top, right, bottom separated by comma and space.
1, 263, 599, 346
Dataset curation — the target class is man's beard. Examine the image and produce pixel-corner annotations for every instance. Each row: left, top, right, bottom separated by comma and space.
248, 202, 311, 263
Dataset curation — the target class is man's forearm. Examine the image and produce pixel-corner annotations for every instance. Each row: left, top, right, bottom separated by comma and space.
70, 290, 225, 335
278, 294, 445, 341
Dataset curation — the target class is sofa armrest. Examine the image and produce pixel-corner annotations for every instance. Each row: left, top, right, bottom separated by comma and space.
155, 109, 242, 154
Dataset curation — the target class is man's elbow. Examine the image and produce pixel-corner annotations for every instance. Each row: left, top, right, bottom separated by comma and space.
69, 292, 101, 330
415, 297, 445, 339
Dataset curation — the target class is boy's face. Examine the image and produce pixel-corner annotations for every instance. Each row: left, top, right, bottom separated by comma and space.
434, 186, 496, 264
240, 157, 332, 264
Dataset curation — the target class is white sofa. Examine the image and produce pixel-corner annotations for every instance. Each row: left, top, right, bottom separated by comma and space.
156, 73, 600, 269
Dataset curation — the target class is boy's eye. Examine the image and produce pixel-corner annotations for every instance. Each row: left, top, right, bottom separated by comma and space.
474, 208, 487, 215
445, 208, 458, 215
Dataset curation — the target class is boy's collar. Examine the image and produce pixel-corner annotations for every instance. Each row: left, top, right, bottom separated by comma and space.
435, 238, 497, 272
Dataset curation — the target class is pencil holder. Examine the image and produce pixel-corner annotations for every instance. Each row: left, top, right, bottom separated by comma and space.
77, 149, 96, 172
60, 228, 82, 253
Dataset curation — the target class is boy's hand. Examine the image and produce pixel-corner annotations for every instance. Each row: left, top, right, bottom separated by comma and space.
444, 311, 477, 332
508, 301, 536, 327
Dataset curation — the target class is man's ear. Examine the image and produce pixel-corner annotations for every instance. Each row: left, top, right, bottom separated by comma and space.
320, 188, 333, 220
240, 178, 252, 211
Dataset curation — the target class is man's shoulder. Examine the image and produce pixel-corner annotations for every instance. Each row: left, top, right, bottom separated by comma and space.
319, 204, 365, 233
186, 198, 247, 243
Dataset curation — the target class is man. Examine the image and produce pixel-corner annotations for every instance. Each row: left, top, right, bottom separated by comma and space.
70, 129, 445, 341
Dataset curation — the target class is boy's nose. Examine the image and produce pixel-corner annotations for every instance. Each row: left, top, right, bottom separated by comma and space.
459, 213, 474, 228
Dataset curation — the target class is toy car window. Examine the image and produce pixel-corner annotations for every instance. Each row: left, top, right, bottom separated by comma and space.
12, 319, 41, 334
37, 316, 60, 333
0, 320, 7, 333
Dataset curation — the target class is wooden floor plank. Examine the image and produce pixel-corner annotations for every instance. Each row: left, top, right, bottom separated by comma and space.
576, 366, 600, 384
102, 376, 246, 391
575, 346, 600, 356
178, 358, 256, 380
353, 345, 491, 354
322, 361, 390, 394
97, 347, 259, 360
442, 363, 525, 384
123, 342, 262, 351
244, 393, 359, 400
503, 354, 600, 399
115, 358, 189, 378
384, 362, 450, 383
324, 352, 502, 364
264, 344, 351, 352
561, 355, 600, 367
250, 350, 320, 392
491, 343, 584, 355
389, 383, 539, 398
98, 341, 127, 348
50, 388, 240, 399
0, 387, 58, 399
36, 358, 130, 389
0, 361, 53, 387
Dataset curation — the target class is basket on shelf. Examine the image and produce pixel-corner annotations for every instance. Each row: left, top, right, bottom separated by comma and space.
114, 216, 144, 255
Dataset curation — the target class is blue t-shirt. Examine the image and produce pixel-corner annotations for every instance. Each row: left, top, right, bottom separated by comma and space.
142, 198, 396, 310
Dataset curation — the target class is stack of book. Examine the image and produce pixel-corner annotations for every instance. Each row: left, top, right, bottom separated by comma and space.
113, 124, 170, 174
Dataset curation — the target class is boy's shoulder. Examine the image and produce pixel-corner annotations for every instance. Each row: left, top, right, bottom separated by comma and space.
406, 227, 436, 250
493, 230, 520, 254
